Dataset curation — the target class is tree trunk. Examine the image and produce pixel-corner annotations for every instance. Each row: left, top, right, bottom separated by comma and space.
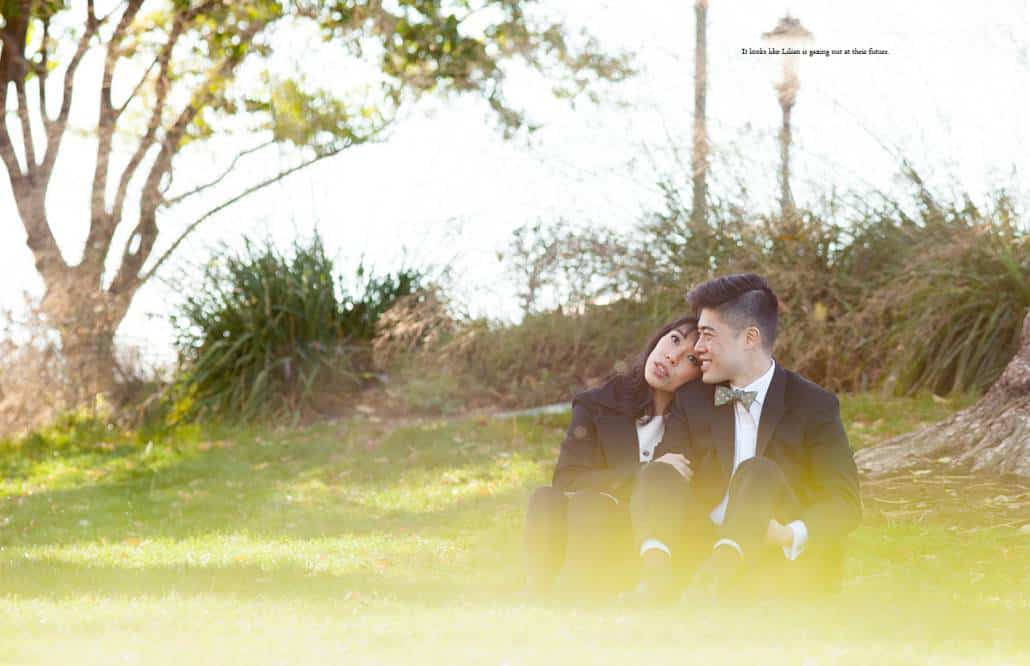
40, 277, 131, 404
856, 311, 1030, 477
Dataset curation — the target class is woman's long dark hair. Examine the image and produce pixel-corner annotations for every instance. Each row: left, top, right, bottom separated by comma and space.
609, 314, 699, 424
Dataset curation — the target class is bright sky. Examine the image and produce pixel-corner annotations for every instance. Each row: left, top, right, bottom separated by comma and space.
1, 0, 1028, 369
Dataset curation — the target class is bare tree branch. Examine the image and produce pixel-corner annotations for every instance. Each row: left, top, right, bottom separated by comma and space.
35, 18, 50, 125
109, 16, 270, 295
138, 147, 350, 286
115, 56, 159, 117
38, 16, 98, 181
0, 122, 23, 180
78, 0, 145, 288
162, 140, 275, 208
0, 0, 32, 179
90, 0, 145, 225
14, 81, 37, 171
108, 9, 196, 230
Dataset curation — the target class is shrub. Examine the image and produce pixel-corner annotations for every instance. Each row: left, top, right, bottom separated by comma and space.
384, 165, 1026, 411
170, 233, 422, 422
387, 289, 692, 411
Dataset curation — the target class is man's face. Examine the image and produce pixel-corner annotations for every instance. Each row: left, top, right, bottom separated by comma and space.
694, 308, 748, 384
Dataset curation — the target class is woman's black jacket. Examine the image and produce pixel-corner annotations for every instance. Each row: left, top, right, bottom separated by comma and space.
551, 379, 682, 501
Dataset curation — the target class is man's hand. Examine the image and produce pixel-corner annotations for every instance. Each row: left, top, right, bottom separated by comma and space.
766, 519, 794, 549
654, 453, 693, 482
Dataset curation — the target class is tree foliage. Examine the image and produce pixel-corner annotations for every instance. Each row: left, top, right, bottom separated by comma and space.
0, 0, 632, 400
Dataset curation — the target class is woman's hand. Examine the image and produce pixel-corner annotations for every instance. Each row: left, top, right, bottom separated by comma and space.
654, 453, 693, 482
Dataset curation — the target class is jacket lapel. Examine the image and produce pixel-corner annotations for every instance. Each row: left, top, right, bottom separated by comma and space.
756, 364, 787, 457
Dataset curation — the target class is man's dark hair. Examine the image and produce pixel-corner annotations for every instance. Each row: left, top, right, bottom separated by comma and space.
686, 273, 779, 349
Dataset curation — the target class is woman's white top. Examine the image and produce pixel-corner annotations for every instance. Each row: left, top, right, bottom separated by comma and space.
635, 413, 665, 462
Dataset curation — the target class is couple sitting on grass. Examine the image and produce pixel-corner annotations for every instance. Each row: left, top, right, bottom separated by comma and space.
525, 273, 862, 604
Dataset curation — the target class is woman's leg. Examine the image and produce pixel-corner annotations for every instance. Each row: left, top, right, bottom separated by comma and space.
524, 486, 568, 592
526, 486, 640, 598
558, 490, 636, 597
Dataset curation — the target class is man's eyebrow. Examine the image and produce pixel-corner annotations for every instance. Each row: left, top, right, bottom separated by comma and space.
698, 325, 716, 332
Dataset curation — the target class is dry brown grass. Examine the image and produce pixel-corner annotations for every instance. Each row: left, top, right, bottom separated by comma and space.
0, 301, 76, 437
372, 174, 1026, 414
0, 299, 163, 437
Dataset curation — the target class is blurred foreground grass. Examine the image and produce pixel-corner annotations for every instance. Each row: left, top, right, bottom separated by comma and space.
0, 391, 1027, 665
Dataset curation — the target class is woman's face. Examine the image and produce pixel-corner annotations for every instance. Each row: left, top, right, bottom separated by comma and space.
643, 327, 702, 394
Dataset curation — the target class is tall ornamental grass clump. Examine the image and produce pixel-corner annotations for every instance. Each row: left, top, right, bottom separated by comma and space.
880, 188, 1029, 396
170, 234, 421, 422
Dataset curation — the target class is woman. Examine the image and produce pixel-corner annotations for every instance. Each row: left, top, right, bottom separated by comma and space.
524, 314, 702, 598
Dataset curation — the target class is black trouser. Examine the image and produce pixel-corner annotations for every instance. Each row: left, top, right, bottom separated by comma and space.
716, 456, 844, 597
524, 461, 710, 595
525, 457, 843, 597
523, 485, 635, 595
720, 456, 802, 556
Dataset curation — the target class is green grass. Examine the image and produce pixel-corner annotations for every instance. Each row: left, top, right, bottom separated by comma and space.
840, 390, 979, 450
0, 393, 1027, 665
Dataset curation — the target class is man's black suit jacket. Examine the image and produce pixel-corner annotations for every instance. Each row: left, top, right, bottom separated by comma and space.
664, 363, 862, 550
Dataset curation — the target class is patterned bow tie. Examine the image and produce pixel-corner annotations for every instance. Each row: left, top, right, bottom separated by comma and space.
714, 385, 758, 409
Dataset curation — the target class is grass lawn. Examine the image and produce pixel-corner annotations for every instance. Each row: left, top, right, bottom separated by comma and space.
0, 391, 1027, 665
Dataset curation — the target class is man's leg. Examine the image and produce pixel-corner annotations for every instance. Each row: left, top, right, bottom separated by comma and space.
628, 461, 709, 601
719, 456, 801, 558
686, 456, 802, 599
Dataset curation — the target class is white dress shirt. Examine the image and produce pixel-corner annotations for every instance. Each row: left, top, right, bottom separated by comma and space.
709, 359, 808, 560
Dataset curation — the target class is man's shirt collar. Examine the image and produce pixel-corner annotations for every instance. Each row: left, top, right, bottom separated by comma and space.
730, 358, 776, 408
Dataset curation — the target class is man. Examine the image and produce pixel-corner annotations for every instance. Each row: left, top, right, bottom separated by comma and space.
634, 273, 861, 600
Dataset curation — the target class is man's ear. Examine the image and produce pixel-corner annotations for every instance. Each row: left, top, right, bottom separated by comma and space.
745, 325, 762, 349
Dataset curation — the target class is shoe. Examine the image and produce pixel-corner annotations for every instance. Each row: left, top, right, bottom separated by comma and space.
618, 549, 679, 606
680, 544, 743, 604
